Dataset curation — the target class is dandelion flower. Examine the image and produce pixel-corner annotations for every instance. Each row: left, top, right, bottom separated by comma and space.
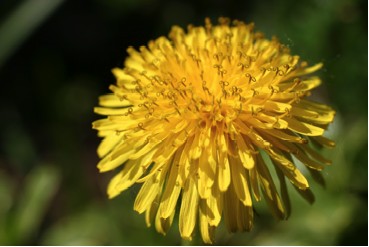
93, 17, 335, 243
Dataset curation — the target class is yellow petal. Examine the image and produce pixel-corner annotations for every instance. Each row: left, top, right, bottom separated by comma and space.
199, 199, 215, 244
298, 99, 335, 117
188, 131, 202, 160
125, 47, 145, 65
206, 186, 222, 226
94, 107, 128, 115
223, 181, 253, 232
155, 207, 175, 235
217, 132, 231, 192
294, 62, 323, 77
218, 152, 230, 192
106, 171, 125, 199
249, 167, 261, 201
236, 203, 253, 232
311, 135, 336, 148
152, 133, 180, 164
97, 149, 135, 172
257, 113, 289, 129
294, 77, 321, 91
223, 185, 239, 232
159, 160, 182, 218
293, 186, 315, 204
179, 177, 199, 239
145, 192, 160, 227
128, 142, 158, 160
291, 106, 334, 125
275, 166, 291, 218
255, 155, 285, 219
308, 167, 326, 187
97, 133, 122, 158
112, 67, 133, 80
285, 117, 325, 136
198, 149, 215, 199
113, 161, 145, 195
92, 119, 123, 131
199, 126, 211, 148
247, 128, 272, 148
267, 148, 309, 189
178, 138, 193, 185
264, 101, 292, 113
98, 94, 132, 107
263, 128, 306, 143
230, 156, 252, 206
107, 159, 143, 198
304, 145, 332, 165
293, 149, 324, 170
236, 134, 255, 169
134, 169, 165, 213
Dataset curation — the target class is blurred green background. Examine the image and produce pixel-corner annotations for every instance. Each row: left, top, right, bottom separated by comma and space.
0, 0, 367, 245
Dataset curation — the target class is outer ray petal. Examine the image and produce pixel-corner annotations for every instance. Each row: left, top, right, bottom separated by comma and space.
179, 177, 199, 239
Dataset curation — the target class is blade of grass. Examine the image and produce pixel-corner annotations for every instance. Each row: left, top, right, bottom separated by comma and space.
0, 0, 64, 68
10, 165, 60, 245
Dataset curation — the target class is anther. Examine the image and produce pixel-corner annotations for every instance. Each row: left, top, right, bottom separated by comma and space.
237, 51, 244, 60
237, 102, 243, 115
293, 78, 301, 84
260, 67, 267, 77
276, 67, 285, 76
248, 126, 254, 135
135, 85, 142, 92
245, 73, 255, 83
144, 137, 150, 145
119, 95, 127, 101
238, 63, 244, 71
140, 70, 148, 78
294, 92, 301, 103
175, 107, 181, 115
269, 66, 277, 72
195, 58, 201, 68
268, 85, 278, 95
239, 95, 246, 102
285, 107, 291, 117
251, 89, 259, 97
181, 77, 187, 86
213, 64, 222, 70
138, 122, 145, 129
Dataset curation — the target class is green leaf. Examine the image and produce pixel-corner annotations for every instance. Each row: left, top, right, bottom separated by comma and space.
10, 165, 60, 245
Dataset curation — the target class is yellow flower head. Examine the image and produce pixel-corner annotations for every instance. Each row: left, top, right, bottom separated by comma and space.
93, 17, 335, 243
